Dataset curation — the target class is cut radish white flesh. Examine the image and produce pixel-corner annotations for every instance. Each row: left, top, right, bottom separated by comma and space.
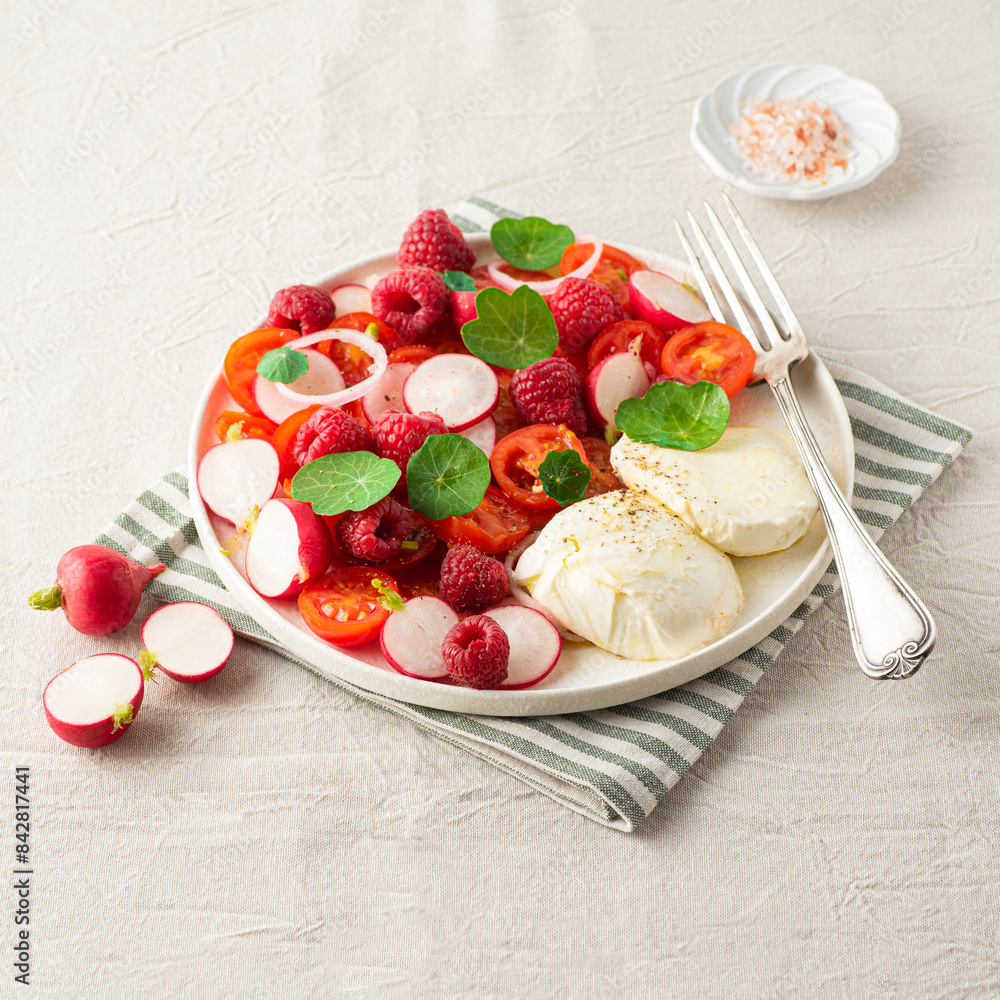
141, 602, 234, 684
629, 269, 712, 332
585, 348, 651, 430
330, 283, 372, 315
197, 437, 279, 527
482, 605, 561, 689
252, 348, 345, 424
361, 361, 416, 424
458, 415, 497, 456
244, 498, 332, 598
402, 353, 499, 431
380, 596, 458, 680
43, 653, 144, 748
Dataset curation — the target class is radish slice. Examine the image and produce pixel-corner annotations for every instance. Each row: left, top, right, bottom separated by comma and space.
450, 289, 479, 328
141, 602, 234, 684
486, 235, 603, 295
252, 349, 345, 424
402, 354, 499, 431
504, 535, 587, 643
585, 347, 651, 431
482, 605, 561, 689
274, 329, 387, 407
197, 437, 279, 528
629, 269, 712, 332
244, 498, 332, 598
380, 596, 458, 680
458, 415, 497, 456
330, 283, 372, 315
361, 361, 416, 424
43, 653, 144, 748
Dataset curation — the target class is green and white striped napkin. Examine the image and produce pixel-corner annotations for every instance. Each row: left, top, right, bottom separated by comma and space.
95, 199, 972, 831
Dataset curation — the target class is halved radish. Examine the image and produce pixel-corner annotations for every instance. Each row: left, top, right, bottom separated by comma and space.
43, 653, 145, 748
629, 269, 712, 332
331, 283, 372, 315
361, 361, 416, 424
244, 498, 332, 598
141, 602, 235, 684
380, 596, 458, 680
402, 354, 499, 430
451, 289, 479, 328
197, 437, 280, 529
252, 348, 345, 424
482, 605, 561, 689
458, 415, 497, 456
585, 348, 651, 431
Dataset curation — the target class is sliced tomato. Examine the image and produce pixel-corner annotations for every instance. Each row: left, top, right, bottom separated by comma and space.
490, 424, 589, 510
223, 327, 300, 416
388, 344, 438, 365
580, 436, 623, 498
393, 558, 444, 601
587, 320, 664, 376
560, 243, 645, 311
318, 312, 402, 386
297, 567, 397, 647
552, 344, 590, 380
660, 322, 757, 399
214, 410, 278, 444
429, 484, 532, 554
270, 404, 323, 481
492, 383, 526, 440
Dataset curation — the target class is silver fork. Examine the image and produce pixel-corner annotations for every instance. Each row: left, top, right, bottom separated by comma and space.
674, 194, 935, 680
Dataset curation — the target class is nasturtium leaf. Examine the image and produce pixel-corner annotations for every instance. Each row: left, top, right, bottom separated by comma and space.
290, 451, 400, 515
406, 434, 491, 520
615, 380, 730, 451
491, 217, 575, 270
460, 285, 558, 369
257, 346, 308, 384
538, 449, 591, 506
440, 270, 477, 292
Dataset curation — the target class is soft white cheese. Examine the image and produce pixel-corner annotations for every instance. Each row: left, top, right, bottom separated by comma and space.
512, 490, 744, 661
610, 427, 818, 557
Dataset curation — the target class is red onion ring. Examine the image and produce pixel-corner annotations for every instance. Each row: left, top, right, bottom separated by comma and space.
273, 328, 388, 407
486, 235, 604, 296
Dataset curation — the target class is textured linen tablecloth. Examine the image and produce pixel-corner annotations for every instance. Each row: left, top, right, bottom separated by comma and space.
4, 1, 999, 997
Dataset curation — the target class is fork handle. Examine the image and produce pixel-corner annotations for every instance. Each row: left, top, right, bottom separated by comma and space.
769, 375, 936, 679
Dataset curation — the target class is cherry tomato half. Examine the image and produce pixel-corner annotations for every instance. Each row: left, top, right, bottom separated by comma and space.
490, 424, 589, 510
429, 484, 532, 554
560, 243, 645, 311
587, 320, 664, 376
579, 437, 623, 498
270, 404, 323, 481
660, 321, 757, 399
388, 344, 438, 365
214, 410, 278, 444
319, 312, 402, 385
223, 328, 300, 416
297, 567, 398, 647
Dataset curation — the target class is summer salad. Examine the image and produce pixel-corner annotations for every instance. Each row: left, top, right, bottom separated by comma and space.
194, 209, 819, 691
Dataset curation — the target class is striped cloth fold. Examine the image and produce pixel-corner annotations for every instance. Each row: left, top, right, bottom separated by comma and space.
95, 199, 973, 830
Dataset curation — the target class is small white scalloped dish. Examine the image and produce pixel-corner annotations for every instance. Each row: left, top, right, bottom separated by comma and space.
691, 63, 901, 201
189, 234, 854, 715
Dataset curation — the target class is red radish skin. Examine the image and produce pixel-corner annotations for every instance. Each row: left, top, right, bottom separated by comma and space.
451, 289, 479, 328
330, 283, 373, 315
585, 348, 651, 431
482, 605, 561, 689
244, 498, 333, 598
402, 354, 499, 431
628, 270, 712, 332
29, 545, 165, 637
380, 595, 458, 680
43, 653, 145, 748
141, 601, 234, 684
196, 437, 280, 529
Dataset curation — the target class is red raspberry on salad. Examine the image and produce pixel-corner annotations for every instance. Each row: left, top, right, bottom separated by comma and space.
291, 405, 374, 467
371, 267, 448, 345
439, 544, 509, 614
371, 409, 447, 475
441, 615, 510, 689
397, 209, 476, 273
508, 356, 587, 436
267, 285, 336, 336
336, 497, 413, 562
549, 277, 624, 354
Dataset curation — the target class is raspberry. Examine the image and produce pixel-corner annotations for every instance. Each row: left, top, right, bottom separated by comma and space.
397, 209, 476, 273
371, 409, 447, 474
549, 277, 624, 353
508, 357, 587, 435
439, 544, 509, 613
371, 267, 448, 345
292, 406, 373, 467
335, 497, 413, 562
441, 615, 510, 689
267, 285, 336, 336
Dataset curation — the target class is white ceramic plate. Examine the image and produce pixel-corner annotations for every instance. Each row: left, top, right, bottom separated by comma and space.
189, 234, 854, 715
691, 62, 901, 201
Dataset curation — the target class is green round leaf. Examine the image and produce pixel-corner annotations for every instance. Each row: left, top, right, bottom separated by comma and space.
491, 217, 575, 270
257, 345, 309, 384
406, 434, 491, 520
291, 451, 400, 515
460, 285, 558, 369
538, 449, 592, 506
615, 380, 730, 451
440, 270, 477, 291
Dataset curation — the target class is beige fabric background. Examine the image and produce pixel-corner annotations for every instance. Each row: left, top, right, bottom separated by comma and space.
3, 1, 998, 996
